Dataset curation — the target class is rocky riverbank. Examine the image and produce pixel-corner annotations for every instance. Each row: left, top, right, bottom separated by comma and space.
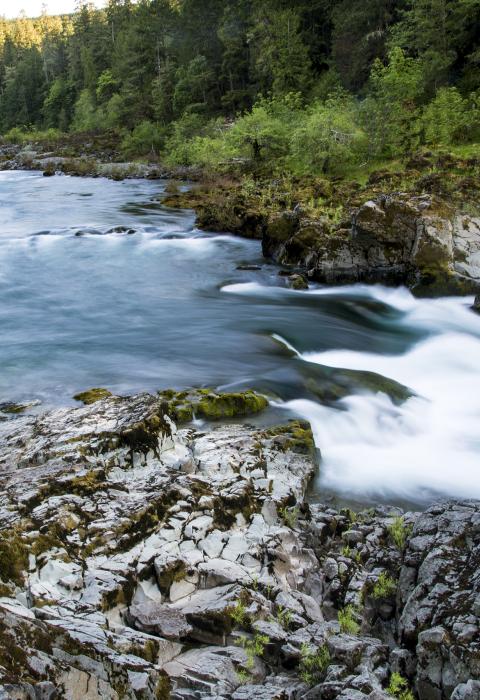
0, 390, 478, 699
161, 153, 480, 298
2, 139, 480, 296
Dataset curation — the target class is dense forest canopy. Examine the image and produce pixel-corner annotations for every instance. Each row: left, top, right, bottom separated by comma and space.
0, 0, 479, 172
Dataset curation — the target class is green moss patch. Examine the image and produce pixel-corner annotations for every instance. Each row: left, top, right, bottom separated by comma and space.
159, 388, 268, 424
73, 387, 113, 405
0, 530, 28, 586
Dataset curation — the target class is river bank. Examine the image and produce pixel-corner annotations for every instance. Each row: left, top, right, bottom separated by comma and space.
0, 390, 478, 699
2, 138, 480, 299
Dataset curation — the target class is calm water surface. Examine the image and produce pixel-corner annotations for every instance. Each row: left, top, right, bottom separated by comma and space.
1, 170, 479, 504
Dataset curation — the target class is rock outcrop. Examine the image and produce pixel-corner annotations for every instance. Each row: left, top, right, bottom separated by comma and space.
0, 392, 478, 699
263, 195, 480, 295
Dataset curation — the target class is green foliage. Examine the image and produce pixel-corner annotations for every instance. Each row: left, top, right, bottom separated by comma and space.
230, 599, 248, 628
0, 530, 28, 586
338, 605, 360, 635
387, 672, 415, 700
371, 572, 397, 600
388, 516, 411, 551
422, 88, 480, 146
299, 642, 331, 686
279, 505, 299, 529
362, 47, 423, 157
235, 668, 251, 685
0, 0, 480, 167
236, 633, 270, 670
71, 89, 101, 132
290, 92, 367, 175
120, 121, 166, 158
274, 605, 293, 630
227, 101, 291, 165
173, 55, 215, 115
250, 6, 312, 96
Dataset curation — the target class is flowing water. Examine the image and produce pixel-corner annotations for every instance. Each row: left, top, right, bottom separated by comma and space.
1, 170, 479, 505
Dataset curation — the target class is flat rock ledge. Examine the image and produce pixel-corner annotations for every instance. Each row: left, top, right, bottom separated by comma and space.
0, 393, 477, 700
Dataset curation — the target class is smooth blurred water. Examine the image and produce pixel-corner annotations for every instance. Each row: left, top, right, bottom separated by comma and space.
1, 171, 479, 504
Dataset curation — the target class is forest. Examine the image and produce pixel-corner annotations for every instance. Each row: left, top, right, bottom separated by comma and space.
0, 0, 480, 175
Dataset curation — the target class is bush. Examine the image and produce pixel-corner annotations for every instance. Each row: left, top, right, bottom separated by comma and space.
227, 101, 291, 165
338, 605, 360, 634
236, 633, 270, 669
163, 113, 226, 167
422, 87, 480, 145
2, 127, 62, 146
371, 572, 397, 600
71, 89, 102, 132
299, 642, 330, 686
387, 672, 415, 700
289, 92, 367, 175
120, 120, 166, 158
388, 516, 411, 551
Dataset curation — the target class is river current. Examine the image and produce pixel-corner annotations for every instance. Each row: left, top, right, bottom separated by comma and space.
1, 170, 479, 505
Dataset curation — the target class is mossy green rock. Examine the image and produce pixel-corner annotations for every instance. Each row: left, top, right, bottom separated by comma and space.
159, 388, 268, 423
73, 388, 113, 405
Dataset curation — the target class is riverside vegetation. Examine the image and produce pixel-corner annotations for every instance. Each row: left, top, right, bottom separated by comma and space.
2, 1, 480, 294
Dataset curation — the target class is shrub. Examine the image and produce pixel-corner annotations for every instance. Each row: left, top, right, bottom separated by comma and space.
299, 642, 330, 686
338, 605, 360, 635
422, 87, 480, 145
120, 120, 166, 158
230, 599, 248, 627
387, 672, 415, 700
279, 505, 299, 528
227, 102, 291, 166
371, 572, 397, 600
289, 93, 368, 175
236, 633, 270, 669
0, 531, 28, 586
275, 604, 293, 630
71, 89, 102, 132
388, 516, 411, 551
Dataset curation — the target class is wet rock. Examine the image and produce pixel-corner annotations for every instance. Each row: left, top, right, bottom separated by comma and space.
263, 194, 480, 295
286, 273, 309, 290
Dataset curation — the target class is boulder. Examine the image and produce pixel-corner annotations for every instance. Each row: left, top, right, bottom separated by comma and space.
262, 195, 480, 295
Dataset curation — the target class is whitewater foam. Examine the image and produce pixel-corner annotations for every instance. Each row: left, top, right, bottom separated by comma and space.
274, 287, 480, 502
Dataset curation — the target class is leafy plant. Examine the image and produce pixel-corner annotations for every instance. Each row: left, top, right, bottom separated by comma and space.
387, 672, 415, 700
230, 599, 249, 627
371, 572, 397, 600
235, 668, 251, 685
236, 633, 270, 669
388, 516, 412, 551
275, 604, 293, 630
279, 505, 299, 528
338, 605, 360, 635
299, 642, 330, 686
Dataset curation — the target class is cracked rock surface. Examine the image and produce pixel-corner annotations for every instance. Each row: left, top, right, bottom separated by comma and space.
0, 393, 477, 699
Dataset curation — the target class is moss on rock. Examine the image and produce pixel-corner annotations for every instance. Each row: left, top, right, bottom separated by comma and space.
159, 388, 268, 424
262, 420, 315, 455
0, 530, 28, 586
73, 387, 113, 405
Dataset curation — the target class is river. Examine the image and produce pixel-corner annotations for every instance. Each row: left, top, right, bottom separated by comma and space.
1, 170, 479, 505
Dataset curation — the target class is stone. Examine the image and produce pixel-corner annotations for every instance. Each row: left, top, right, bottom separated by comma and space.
126, 602, 192, 639
263, 195, 480, 295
